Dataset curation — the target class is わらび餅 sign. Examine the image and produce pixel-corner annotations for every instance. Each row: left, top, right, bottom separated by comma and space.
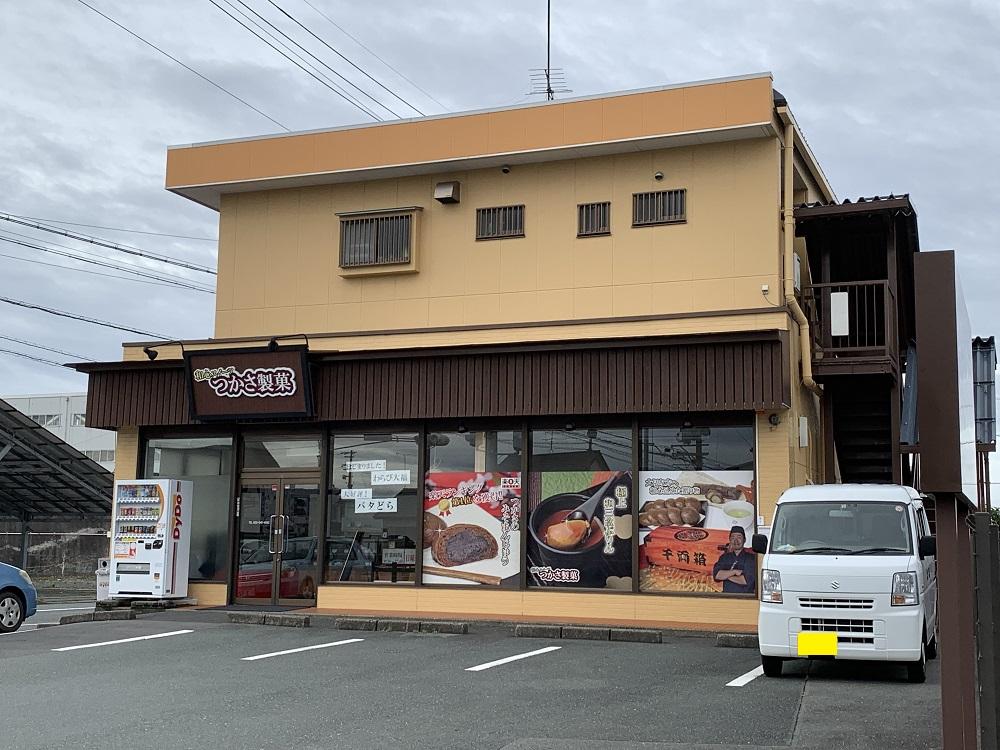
184, 346, 313, 420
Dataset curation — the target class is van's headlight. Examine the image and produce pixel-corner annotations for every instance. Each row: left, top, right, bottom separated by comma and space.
18, 569, 32, 586
761, 569, 782, 604
891, 571, 918, 606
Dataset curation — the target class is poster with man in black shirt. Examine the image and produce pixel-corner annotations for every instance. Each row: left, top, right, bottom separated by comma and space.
712, 526, 757, 594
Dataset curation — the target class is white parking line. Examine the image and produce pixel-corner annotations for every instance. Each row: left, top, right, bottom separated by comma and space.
466, 645, 562, 672
52, 629, 194, 652
726, 665, 764, 687
241, 638, 364, 661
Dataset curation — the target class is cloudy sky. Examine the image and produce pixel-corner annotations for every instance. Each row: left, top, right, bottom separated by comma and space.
2, 2, 999, 417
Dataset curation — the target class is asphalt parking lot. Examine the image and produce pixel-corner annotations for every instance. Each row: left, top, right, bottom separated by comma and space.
1, 609, 941, 750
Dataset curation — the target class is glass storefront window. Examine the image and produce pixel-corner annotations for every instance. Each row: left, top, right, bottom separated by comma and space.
144, 436, 233, 581
423, 429, 522, 587
243, 437, 321, 469
638, 418, 756, 595
526, 427, 633, 590
325, 432, 419, 584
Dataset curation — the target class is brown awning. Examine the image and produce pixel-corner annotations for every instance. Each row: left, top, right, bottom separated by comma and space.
76, 333, 789, 430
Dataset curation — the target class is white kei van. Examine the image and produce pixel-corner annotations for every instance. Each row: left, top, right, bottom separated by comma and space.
753, 484, 938, 683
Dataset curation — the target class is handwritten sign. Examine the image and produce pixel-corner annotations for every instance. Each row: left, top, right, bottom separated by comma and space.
341, 488, 372, 500
354, 497, 398, 514
371, 469, 410, 486
345, 460, 386, 472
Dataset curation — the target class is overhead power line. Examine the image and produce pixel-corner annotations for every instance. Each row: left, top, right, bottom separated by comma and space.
215, 0, 378, 120
0, 348, 66, 369
264, 0, 425, 116
209, 0, 382, 121
0, 214, 216, 275
6, 214, 216, 242
298, 0, 447, 111
0, 296, 173, 339
228, 0, 395, 119
0, 250, 198, 290
0, 235, 215, 294
0, 227, 214, 287
0, 335, 95, 362
75, 0, 289, 131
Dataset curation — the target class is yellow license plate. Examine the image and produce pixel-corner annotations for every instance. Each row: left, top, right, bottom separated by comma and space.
798, 631, 838, 656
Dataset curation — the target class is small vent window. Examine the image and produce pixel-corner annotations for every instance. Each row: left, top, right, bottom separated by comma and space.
578, 202, 611, 237
632, 189, 687, 226
476, 205, 524, 240
339, 213, 412, 268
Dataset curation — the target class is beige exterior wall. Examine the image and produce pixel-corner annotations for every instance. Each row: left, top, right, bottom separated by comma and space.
113, 427, 139, 481
213, 137, 781, 342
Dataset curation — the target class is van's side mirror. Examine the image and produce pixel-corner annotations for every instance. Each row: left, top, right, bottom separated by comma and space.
918, 535, 936, 559
751, 534, 768, 554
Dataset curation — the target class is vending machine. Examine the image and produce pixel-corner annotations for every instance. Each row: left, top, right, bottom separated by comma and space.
109, 479, 193, 599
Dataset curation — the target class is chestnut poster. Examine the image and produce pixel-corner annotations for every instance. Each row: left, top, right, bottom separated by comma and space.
526, 470, 632, 589
638, 470, 756, 595
422, 472, 521, 587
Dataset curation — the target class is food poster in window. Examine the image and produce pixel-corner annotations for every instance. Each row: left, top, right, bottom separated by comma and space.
422, 472, 522, 587
638, 471, 756, 594
526, 471, 632, 589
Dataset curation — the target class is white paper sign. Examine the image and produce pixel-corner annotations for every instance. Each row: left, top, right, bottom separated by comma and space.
382, 548, 416, 565
345, 460, 386, 472
354, 497, 398, 514
371, 469, 410, 486
341, 488, 372, 500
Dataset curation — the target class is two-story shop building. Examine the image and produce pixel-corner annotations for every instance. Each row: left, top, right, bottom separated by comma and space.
76, 72, 922, 631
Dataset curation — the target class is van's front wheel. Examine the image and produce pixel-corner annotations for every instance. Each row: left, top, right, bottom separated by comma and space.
906, 642, 927, 683
761, 655, 784, 677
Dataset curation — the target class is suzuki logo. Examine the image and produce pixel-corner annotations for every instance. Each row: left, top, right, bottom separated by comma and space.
830, 580, 841, 590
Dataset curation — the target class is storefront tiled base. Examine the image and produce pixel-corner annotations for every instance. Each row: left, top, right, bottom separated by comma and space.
188, 582, 227, 607
313, 586, 758, 632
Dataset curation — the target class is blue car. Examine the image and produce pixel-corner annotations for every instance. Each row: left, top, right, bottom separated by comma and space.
0, 562, 37, 633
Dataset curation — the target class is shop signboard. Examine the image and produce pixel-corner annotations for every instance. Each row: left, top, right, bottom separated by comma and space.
526, 470, 633, 589
637, 470, 756, 595
184, 346, 313, 420
422, 472, 521, 588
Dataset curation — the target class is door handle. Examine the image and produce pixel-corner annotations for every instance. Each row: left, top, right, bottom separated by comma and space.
281, 514, 289, 553
268, 514, 279, 554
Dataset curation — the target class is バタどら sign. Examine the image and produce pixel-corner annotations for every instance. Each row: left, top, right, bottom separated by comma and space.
185, 346, 313, 420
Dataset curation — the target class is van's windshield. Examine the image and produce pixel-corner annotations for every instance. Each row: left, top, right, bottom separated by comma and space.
770, 501, 913, 555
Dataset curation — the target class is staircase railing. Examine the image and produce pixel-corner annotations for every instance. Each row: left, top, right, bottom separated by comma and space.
808, 280, 898, 365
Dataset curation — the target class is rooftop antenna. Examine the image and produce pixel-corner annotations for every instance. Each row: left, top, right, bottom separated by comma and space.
527, 0, 571, 100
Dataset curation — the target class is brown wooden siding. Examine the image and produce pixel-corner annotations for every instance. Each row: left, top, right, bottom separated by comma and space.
83, 337, 788, 429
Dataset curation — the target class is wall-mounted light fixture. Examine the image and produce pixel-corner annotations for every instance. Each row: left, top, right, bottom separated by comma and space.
143, 341, 186, 360
501, 165, 511, 174
654, 171, 664, 181
768, 413, 781, 427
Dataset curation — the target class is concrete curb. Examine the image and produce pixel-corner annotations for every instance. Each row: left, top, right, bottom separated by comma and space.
561, 626, 610, 641
716, 632, 758, 649
226, 612, 311, 628
59, 610, 134, 625
214, 609, 755, 645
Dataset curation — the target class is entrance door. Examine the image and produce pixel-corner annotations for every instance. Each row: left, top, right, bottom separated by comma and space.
235, 479, 320, 605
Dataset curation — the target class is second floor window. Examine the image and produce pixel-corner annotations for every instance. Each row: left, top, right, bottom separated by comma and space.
578, 201, 611, 237
476, 205, 525, 240
72, 413, 86, 426
339, 213, 412, 268
632, 189, 687, 226
30, 414, 61, 428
